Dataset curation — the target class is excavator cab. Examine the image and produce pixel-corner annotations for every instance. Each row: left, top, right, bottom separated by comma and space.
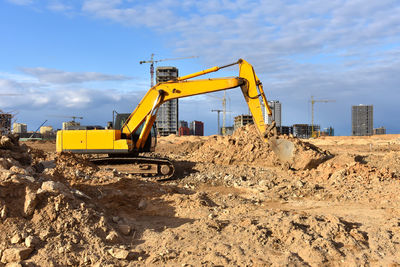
113, 112, 157, 153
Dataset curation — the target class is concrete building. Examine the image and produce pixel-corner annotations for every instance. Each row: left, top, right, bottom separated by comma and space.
224, 126, 234, 135
293, 124, 320, 139
265, 101, 281, 127
234, 115, 253, 130
190, 121, 204, 136
40, 126, 53, 134
278, 126, 293, 136
352, 105, 373, 136
373, 127, 386, 135
155, 66, 179, 136
0, 113, 12, 135
62, 121, 81, 130
12, 123, 27, 134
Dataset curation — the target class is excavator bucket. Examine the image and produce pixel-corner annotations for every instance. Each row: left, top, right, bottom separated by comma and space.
269, 138, 295, 163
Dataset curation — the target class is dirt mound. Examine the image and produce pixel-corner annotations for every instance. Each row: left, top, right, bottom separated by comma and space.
188, 124, 331, 170
0, 135, 150, 265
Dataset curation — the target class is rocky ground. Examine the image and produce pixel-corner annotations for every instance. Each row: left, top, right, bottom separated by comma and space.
1, 126, 400, 266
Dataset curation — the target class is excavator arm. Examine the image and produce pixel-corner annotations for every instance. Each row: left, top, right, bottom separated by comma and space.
122, 59, 273, 150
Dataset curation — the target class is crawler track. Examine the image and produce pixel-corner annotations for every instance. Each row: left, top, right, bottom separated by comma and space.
90, 156, 175, 180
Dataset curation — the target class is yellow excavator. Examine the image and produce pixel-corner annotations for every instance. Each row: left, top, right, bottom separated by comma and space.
56, 59, 294, 178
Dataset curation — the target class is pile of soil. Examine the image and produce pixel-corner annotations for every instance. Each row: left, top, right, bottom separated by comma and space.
0, 135, 150, 265
188, 124, 331, 170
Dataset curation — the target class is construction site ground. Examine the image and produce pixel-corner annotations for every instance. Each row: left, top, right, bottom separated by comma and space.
1, 126, 400, 266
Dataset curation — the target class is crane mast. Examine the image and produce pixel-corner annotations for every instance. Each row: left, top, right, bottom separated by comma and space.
311, 96, 335, 137
139, 54, 197, 88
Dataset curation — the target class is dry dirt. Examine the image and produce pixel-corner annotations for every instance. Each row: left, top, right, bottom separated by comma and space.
1, 126, 400, 266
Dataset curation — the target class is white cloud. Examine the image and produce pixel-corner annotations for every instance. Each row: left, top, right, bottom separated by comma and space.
19, 67, 132, 84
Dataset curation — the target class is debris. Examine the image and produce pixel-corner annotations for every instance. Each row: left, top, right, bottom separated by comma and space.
1, 247, 33, 263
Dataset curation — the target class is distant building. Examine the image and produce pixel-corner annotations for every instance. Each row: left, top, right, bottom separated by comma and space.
190, 121, 204, 136
373, 127, 386, 135
352, 105, 373, 136
40, 126, 53, 134
156, 66, 179, 136
278, 126, 293, 136
179, 126, 190, 136
224, 126, 234, 135
293, 124, 320, 139
234, 115, 253, 130
265, 101, 282, 127
12, 123, 27, 134
62, 121, 81, 130
178, 120, 188, 128
0, 113, 12, 135
320, 127, 335, 136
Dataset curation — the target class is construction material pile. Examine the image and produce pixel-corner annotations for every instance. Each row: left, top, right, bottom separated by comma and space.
0, 134, 143, 266
189, 124, 332, 170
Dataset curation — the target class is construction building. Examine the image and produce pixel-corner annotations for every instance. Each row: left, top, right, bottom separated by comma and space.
373, 127, 386, 135
320, 127, 335, 136
265, 101, 282, 127
0, 113, 12, 135
12, 123, 27, 134
155, 66, 179, 136
178, 120, 190, 136
278, 126, 293, 136
352, 105, 373, 136
62, 121, 81, 130
293, 124, 320, 139
234, 115, 253, 130
190, 121, 204, 136
224, 126, 234, 135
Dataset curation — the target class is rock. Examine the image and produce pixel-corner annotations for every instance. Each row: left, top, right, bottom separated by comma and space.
24, 188, 38, 217
112, 216, 120, 223
71, 189, 91, 199
39, 181, 71, 197
6, 263, 23, 267
108, 248, 130, 260
41, 160, 56, 169
10, 234, 21, 244
118, 224, 131, 235
0, 136, 14, 149
1, 247, 33, 263
138, 199, 147, 210
24, 236, 39, 248
1, 206, 7, 220
0, 171, 12, 181
106, 231, 120, 243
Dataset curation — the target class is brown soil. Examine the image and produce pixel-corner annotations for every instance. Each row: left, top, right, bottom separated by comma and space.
0, 128, 399, 266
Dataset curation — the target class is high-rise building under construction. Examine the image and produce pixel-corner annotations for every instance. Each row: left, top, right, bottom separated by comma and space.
155, 66, 179, 136
265, 100, 282, 127
352, 105, 373, 136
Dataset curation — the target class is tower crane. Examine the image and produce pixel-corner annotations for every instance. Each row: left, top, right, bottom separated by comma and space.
210, 91, 232, 135
139, 54, 198, 87
310, 96, 335, 137
50, 115, 83, 122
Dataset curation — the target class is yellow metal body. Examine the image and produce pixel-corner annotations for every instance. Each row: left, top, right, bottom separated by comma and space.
56, 59, 273, 154
56, 129, 131, 153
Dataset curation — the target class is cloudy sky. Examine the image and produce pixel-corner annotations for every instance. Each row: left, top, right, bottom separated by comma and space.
1, 0, 399, 135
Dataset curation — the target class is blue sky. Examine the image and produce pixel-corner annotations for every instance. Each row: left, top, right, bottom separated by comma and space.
1, 0, 399, 135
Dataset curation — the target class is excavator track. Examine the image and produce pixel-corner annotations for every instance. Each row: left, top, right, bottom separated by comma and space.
89, 156, 175, 180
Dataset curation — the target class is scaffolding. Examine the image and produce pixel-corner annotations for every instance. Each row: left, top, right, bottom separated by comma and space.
234, 115, 253, 130
0, 112, 12, 135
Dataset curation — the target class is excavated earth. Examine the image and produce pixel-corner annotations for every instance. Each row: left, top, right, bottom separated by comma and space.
1, 126, 400, 266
